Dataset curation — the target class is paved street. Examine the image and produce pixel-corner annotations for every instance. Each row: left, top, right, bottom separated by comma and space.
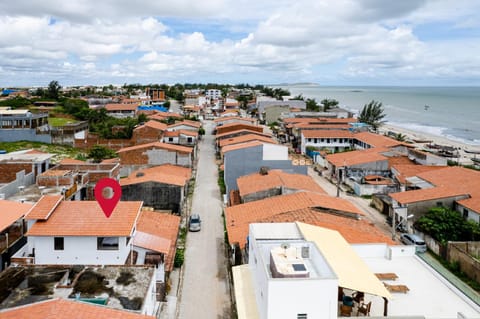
177, 120, 231, 319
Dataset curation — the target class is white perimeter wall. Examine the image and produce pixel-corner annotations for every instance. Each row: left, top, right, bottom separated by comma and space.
32, 236, 131, 265
262, 144, 288, 161
267, 279, 337, 319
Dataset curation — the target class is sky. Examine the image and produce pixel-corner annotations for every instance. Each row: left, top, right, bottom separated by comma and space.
0, 0, 480, 87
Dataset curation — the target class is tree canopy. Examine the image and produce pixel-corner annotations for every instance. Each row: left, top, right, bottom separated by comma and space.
415, 207, 480, 243
306, 98, 320, 112
320, 98, 339, 111
88, 145, 117, 163
47, 80, 62, 100
357, 100, 386, 131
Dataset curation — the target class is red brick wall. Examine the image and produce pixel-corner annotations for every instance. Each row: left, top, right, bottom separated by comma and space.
132, 126, 163, 145
37, 176, 74, 187
118, 149, 149, 165
74, 133, 134, 151
0, 164, 33, 183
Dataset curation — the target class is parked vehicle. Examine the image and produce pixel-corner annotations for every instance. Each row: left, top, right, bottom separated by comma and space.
400, 233, 427, 253
189, 214, 201, 232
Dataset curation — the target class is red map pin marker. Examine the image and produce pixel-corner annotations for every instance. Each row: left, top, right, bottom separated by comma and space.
94, 178, 122, 218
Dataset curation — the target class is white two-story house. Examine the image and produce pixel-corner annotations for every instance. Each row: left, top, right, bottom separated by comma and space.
20, 195, 142, 265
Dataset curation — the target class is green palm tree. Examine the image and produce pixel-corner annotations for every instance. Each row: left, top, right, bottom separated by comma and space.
358, 100, 386, 132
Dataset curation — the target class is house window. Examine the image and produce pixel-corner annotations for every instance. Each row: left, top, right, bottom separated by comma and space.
187, 137, 193, 143
168, 137, 174, 142
314, 138, 317, 143
308, 138, 312, 142
297, 314, 307, 319
463, 208, 469, 219
54, 237, 64, 250
97, 237, 119, 250
436, 202, 443, 207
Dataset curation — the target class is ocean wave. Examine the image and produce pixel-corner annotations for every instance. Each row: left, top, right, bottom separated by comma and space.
387, 121, 480, 146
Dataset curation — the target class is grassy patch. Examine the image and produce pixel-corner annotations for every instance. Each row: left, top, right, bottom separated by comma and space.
0, 141, 86, 162
218, 168, 226, 195
48, 117, 78, 127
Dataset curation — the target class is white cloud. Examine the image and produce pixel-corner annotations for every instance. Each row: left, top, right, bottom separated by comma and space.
0, 0, 479, 85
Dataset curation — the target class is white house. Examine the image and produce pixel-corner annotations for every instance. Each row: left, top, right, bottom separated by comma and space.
18, 195, 142, 265
205, 89, 221, 99
233, 222, 392, 319
300, 129, 353, 154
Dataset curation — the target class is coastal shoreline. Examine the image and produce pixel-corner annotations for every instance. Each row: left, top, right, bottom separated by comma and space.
380, 123, 480, 165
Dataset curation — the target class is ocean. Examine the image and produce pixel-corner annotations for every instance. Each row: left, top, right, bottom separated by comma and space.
276, 85, 480, 146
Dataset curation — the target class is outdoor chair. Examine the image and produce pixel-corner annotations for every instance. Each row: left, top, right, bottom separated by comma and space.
340, 304, 352, 317
357, 301, 371, 316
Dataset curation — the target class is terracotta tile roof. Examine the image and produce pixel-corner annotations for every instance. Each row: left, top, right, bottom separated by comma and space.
390, 186, 468, 205
226, 198, 383, 249
237, 169, 325, 197
105, 103, 139, 111
391, 164, 445, 184
220, 110, 239, 116
326, 148, 388, 167
216, 122, 259, 131
219, 134, 276, 148
134, 120, 167, 131
354, 132, 403, 148
226, 192, 365, 247
215, 129, 272, 140
136, 210, 180, 272
117, 142, 193, 154
0, 200, 32, 232
168, 120, 201, 129
260, 208, 395, 245
283, 117, 357, 124
59, 158, 85, 165
387, 156, 415, 168
302, 129, 353, 138
221, 141, 265, 154
214, 116, 255, 123
134, 231, 170, 254
120, 164, 191, 187
178, 129, 198, 137
293, 123, 352, 129
27, 199, 142, 236
0, 298, 155, 319
25, 195, 63, 220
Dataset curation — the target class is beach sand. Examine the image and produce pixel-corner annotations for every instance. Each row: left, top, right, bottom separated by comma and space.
380, 123, 480, 165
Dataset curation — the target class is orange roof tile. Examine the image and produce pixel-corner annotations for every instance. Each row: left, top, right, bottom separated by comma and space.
105, 103, 139, 111
120, 164, 191, 187
302, 129, 353, 138
117, 142, 193, 154
221, 141, 265, 154
260, 208, 395, 245
39, 169, 71, 177
237, 170, 325, 197
134, 231, 170, 254
216, 122, 259, 131
390, 186, 468, 205
326, 148, 388, 167
0, 298, 155, 319
0, 200, 32, 232
293, 123, 352, 129
387, 156, 415, 168
391, 164, 445, 184
226, 192, 364, 247
215, 129, 272, 140
25, 195, 63, 220
25, 149, 48, 155
214, 116, 255, 123
27, 199, 142, 236
174, 119, 201, 128
226, 198, 383, 249
136, 211, 180, 272
354, 131, 403, 148
390, 166, 480, 210
101, 158, 120, 164
219, 134, 276, 148
134, 120, 167, 131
